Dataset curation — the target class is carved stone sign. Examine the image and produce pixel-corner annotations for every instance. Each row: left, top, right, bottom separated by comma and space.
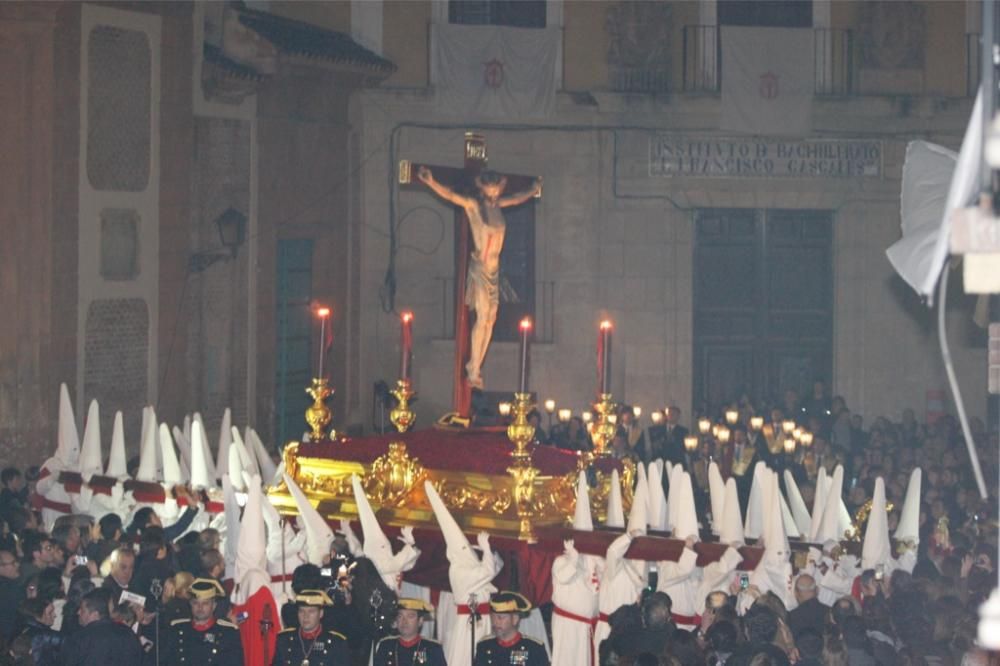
648, 135, 883, 178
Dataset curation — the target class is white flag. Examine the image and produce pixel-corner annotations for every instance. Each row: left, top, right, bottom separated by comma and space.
431, 23, 558, 119
721, 27, 813, 136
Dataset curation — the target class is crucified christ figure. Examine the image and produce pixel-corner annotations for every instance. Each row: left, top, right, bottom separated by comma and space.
417, 165, 542, 390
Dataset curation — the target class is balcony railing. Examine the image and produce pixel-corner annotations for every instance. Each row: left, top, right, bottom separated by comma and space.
814, 28, 854, 96
683, 25, 855, 97
610, 67, 671, 94
683, 24, 720, 93
436, 279, 556, 343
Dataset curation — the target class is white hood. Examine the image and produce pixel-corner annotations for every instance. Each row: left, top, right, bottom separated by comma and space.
215, 408, 233, 482
783, 470, 812, 536
105, 411, 128, 479
605, 468, 624, 529
895, 468, 922, 545
720, 478, 744, 545
78, 400, 104, 479
424, 480, 479, 568
707, 461, 726, 535
573, 471, 594, 531
189, 418, 214, 490
862, 477, 891, 571
284, 472, 334, 565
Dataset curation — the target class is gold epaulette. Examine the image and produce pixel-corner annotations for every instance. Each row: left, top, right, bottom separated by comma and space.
327, 630, 347, 640
278, 627, 297, 634
376, 635, 399, 646
170, 618, 191, 627
217, 619, 238, 629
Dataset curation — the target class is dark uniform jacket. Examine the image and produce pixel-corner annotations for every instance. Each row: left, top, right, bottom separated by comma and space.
272, 626, 350, 665
373, 635, 446, 666
59, 618, 143, 666
474, 633, 549, 666
160, 617, 244, 666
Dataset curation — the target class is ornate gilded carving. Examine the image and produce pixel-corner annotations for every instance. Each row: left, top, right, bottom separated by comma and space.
365, 442, 426, 507
431, 479, 512, 515
590, 394, 617, 458
508, 463, 539, 542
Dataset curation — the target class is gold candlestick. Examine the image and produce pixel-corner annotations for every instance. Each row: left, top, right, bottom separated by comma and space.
305, 378, 334, 441
590, 393, 617, 458
389, 379, 416, 433
506, 392, 536, 465
506, 392, 540, 542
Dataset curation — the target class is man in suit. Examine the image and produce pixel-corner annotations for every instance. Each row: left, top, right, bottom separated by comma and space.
660, 406, 689, 466
788, 574, 827, 639
60, 588, 143, 665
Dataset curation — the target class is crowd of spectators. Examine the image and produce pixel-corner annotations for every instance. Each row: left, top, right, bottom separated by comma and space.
0, 386, 997, 665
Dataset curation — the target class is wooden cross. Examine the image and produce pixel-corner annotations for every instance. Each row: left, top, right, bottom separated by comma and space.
399, 133, 539, 421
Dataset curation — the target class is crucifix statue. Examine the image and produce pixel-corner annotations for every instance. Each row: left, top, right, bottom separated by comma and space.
399, 133, 542, 420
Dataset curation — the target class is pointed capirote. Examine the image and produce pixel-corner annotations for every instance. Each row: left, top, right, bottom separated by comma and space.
229, 445, 247, 491
216, 408, 233, 481
189, 418, 213, 490
744, 462, 768, 539
808, 467, 830, 542
574, 471, 594, 531
78, 400, 104, 479
193, 413, 217, 480
763, 471, 789, 559
135, 411, 159, 482
105, 411, 128, 478
666, 463, 683, 533
778, 480, 801, 539
183, 414, 192, 449
862, 477, 892, 570
56, 383, 80, 468
707, 462, 726, 535
627, 472, 649, 535
172, 424, 192, 472
230, 427, 258, 476
234, 473, 270, 605
283, 472, 335, 565
671, 472, 700, 541
783, 470, 812, 536
351, 474, 394, 558
605, 469, 625, 529
646, 462, 666, 531
247, 428, 279, 486
221, 474, 242, 580
720, 478, 745, 545
159, 424, 183, 486
146, 406, 164, 480
895, 468, 922, 545
423, 480, 479, 567
818, 464, 846, 543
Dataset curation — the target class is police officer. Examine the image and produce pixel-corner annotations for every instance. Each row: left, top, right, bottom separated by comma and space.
273, 589, 350, 665
373, 598, 446, 666
161, 578, 244, 665
475, 592, 549, 666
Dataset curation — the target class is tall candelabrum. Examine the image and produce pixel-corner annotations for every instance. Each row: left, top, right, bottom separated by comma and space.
389, 379, 416, 433
589, 393, 617, 459
506, 392, 540, 542
305, 378, 334, 441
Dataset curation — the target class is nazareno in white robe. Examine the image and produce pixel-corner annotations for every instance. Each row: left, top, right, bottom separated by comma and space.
441, 545, 500, 666
593, 533, 646, 654
656, 546, 701, 629
550, 545, 601, 666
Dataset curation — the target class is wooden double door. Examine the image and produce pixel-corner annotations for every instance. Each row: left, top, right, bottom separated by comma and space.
693, 209, 833, 416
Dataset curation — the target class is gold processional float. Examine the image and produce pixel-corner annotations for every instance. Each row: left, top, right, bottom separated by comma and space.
268, 314, 634, 545
266, 303, 888, 568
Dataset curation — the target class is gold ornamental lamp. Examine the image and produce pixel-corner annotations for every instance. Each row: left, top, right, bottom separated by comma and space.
506, 317, 541, 542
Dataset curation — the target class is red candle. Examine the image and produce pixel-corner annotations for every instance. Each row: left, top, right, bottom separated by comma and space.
518, 317, 532, 393
400, 311, 413, 380
598, 320, 613, 395
317, 307, 331, 378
